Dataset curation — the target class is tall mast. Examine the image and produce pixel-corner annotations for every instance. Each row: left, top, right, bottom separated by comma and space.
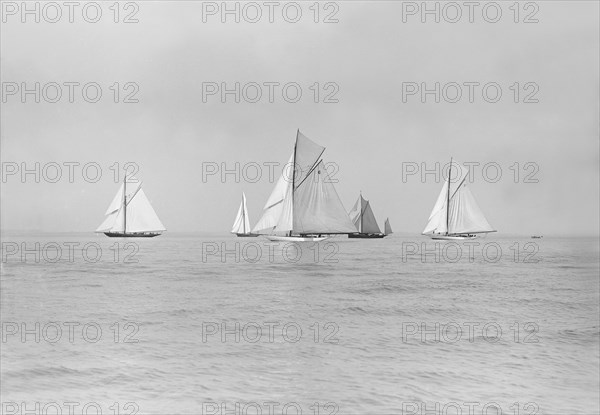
446, 157, 451, 235
242, 193, 246, 234
290, 129, 299, 237
360, 192, 363, 233
123, 174, 127, 234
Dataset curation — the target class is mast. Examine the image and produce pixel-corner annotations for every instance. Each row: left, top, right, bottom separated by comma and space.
360, 192, 363, 233
290, 129, 299, 237
123, 174, 127, 234
446, 157, 451, 235
242, 193, 246, 234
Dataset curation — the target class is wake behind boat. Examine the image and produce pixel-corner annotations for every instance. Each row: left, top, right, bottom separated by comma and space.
96, 176, 166, 237
422, 158, 496, 240
231, 192, 259, 237
252, 130, 358, 242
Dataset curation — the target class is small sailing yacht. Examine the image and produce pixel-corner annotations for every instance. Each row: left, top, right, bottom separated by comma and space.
252, 130, 358, 242
96, 176, 166, 237
422, 158, 495, 240
231, 192, 258, 237
347, 193, 388, 238
384, 218, 393, 236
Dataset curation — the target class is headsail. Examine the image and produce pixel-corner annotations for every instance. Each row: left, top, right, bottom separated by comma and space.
231, 192, 252, 234
252, 153, 294, 233
422, 159, 495, 235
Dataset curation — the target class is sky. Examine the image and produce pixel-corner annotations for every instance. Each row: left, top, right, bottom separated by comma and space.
1, 1, 598, 235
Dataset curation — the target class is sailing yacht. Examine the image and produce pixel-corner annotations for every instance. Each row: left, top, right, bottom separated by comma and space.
384, 218, 393, 236
347, 193, 390, 238
252, 130, 358, 242
231, 192, 258, 237
96, 176, 166, 237
422, 158, 496, 240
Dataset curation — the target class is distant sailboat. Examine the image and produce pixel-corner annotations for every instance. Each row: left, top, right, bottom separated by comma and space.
347, 193, 388, 238
96, 176, 166, 237
422, 158, 496, 240
231, 192, 258, 237
384, 218, 393, 236
252, 130, 358, 242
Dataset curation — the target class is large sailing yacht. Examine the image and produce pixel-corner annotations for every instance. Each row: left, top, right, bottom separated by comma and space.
252, 130, 357, 242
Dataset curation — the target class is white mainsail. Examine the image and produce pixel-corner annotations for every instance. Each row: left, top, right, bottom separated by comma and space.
231, 192, 252, 234
422, 159, 495, 235
253, 130, 356, 235
384, 218, 393, 235
96, 177, 165, 233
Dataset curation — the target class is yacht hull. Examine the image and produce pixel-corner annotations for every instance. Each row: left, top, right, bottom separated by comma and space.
104, 232, 161, 238
429, 234, 476, 241
235, 233, 259, 237
264, 235, 329, 242
348, 233, 386, 239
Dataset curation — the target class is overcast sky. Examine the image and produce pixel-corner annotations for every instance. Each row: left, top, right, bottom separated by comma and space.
1, 1, 598, 235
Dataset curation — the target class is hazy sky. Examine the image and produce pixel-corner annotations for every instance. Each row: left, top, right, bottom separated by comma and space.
1, 1, 598, 235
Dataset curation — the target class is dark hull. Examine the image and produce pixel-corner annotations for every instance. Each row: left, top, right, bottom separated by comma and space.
348, 233, 387, 239
104, 232, 161, 238
236, 233, 259, 237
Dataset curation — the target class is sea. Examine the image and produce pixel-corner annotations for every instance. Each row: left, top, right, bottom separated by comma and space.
1, 232, 598, 415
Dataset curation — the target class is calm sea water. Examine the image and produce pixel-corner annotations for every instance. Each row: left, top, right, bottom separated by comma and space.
1, 232, 598, 414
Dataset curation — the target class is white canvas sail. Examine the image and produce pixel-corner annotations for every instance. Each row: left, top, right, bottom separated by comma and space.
349, 195, 382, 234
96, 210, 120, 232
361, 201, 381, 234
96, 178, 165, 233
384, 218, 393, 235
103, 179, 142, 215
123, 189, 166, 232
348, 197, 362, 229
231, 193, 251, 234
293, 131, 325, 189
422, 159, 494, 235
293, 160, 358, 234
447, 185, 494, 234
252, 153, 294, 233
254, 130, 355, 235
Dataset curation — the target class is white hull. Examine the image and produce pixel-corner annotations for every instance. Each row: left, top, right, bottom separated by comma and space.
264, 235, 330, 242
428, 234, 477, 241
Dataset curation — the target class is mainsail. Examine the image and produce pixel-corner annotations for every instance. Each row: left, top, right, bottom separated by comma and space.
384, 218, 393, 235
349, 194, 382, 234
231, 192, 251, 234
422, 159, 495, 235
96, 177, 166, 233
252, 130, 356, 235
